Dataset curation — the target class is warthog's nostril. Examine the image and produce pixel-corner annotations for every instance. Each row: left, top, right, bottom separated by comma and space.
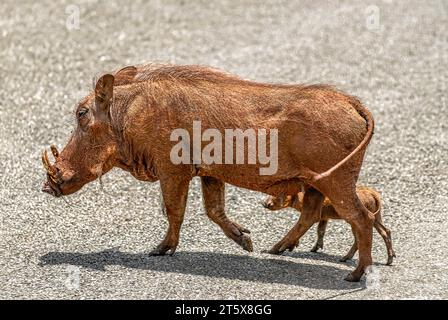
42, 182, 53, 195
42, 181, 61, 197
261, 201, 271, 209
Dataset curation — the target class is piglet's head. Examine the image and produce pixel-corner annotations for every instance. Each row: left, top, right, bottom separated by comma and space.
262, 192, 304, 211
42, 74, 118, 197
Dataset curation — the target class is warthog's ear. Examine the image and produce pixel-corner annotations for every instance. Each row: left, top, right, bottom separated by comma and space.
95, 74, 114, 112
290, 194, 299, 208
114, 66, 137, 86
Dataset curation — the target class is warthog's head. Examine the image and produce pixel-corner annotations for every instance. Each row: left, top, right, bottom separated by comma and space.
262, 194, 297, 211
42, 74, 118, 197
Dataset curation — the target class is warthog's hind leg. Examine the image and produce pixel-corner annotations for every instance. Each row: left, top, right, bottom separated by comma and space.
329, 196, 374, 282
201, 176, 253, 252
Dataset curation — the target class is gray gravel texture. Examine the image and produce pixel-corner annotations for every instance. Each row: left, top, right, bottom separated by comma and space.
0, 0, 447, 300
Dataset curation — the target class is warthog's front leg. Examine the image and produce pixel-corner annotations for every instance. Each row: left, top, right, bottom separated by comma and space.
268, 188, 324, 254
149, 175, 191, 256
201, 176, 253, 252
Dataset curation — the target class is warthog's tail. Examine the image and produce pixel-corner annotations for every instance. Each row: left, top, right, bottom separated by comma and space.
369, 187, 382, 217
312, 96, 375, 182
357, 186, 382, 216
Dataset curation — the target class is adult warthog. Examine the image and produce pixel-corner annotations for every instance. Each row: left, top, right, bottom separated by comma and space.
42, 64, 374, 281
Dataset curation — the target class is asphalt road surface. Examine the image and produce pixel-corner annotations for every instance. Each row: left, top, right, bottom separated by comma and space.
0, 0, 447, 299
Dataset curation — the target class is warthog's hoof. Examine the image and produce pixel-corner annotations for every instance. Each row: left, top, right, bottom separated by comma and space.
344, 271, 363, 282
310, 241, 323, 253
266, 239, 297, 255
386, 252, 396, 266
226, 222, 253, 252
237, 233, 253, 252
148, 243, 178, 256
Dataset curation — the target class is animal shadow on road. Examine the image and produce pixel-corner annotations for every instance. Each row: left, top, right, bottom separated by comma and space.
39, 250, 361, 290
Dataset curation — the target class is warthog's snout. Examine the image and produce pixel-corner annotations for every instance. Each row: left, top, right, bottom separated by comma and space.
262, 195, 294, 211
41, 180, 61, 197
261, 198, 275, 210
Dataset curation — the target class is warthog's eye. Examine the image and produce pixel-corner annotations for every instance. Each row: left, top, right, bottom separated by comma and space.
77, 108, 88, 118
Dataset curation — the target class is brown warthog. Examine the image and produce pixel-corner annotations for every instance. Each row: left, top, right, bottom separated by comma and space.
42, 64, 374, 281
262, 186, 396, 265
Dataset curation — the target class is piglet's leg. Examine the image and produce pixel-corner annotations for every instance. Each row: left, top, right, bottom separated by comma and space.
340, 226, 358, 262
149, 175, 190, 256
310, 220, 328, 252
268, 188, 324, 255
373, 220, 396, 265
201, 176, 253, 252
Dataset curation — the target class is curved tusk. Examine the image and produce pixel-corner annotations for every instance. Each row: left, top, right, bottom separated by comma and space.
42, 150, 51, 172
42, 149, 57, 179
50, 144, 59, 159
49, 174, 59, 184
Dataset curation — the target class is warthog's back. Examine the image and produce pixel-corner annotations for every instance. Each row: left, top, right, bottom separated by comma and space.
111, 64, 372, 195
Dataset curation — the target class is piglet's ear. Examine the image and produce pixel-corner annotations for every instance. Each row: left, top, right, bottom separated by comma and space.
290, 194, 299, 208
95, 74, 114, 111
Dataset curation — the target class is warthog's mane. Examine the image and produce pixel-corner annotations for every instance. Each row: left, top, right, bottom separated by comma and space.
106, 63, 348, 123
110, 63, 335, 92
107, 63, 240, 87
